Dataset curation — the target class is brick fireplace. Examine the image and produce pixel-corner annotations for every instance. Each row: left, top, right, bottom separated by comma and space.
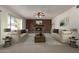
26, 19, 52, 33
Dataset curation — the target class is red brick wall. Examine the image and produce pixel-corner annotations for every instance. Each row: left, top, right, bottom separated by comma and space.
26, 19, 52, 33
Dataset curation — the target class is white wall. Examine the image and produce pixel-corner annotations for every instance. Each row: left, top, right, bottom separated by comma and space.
0, 11, 8, 45
22, 19, 26, 29
52, 6, 79, 31
0, 13, 1, 44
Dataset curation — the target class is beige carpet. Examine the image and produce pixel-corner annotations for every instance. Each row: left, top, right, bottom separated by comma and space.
0, 33, 79, 53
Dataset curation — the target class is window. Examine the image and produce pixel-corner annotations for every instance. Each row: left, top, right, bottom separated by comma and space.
8, 15, 22, 31
8, 15, 11, 28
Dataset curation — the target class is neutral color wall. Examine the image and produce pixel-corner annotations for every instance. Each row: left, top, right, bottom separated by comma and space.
0, 13, 1, 45
0, 10, 8, 45
52, 6, 79, 32
22, 19, 26, 29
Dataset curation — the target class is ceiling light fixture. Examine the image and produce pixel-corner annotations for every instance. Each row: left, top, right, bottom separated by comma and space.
34, 11, 45, 19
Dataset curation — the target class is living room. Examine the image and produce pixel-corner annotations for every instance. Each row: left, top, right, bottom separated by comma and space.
0, 5, 79, 52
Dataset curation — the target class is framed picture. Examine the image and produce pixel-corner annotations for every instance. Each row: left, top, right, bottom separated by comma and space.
36, 20, 42, 25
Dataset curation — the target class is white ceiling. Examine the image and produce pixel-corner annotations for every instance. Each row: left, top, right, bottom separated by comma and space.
2, 5, 74, 19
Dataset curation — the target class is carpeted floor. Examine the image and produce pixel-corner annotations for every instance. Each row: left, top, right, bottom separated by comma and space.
0, 33, 79, 53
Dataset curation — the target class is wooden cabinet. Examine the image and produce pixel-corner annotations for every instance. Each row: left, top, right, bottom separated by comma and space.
35, 34, 45, 43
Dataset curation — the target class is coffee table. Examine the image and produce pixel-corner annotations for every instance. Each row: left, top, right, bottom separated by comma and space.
35, 33, 46, 43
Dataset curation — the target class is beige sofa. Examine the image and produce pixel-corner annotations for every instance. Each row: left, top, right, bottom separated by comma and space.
10, 31, 28, 44
2, 30, 28, 44
51, 28, 79, 44
59, 29, 79, 44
